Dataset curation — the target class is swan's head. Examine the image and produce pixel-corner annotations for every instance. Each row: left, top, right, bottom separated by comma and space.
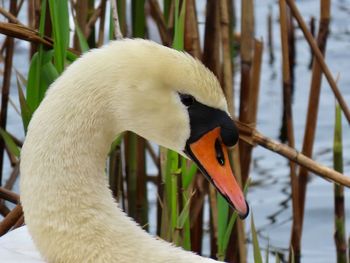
112, 40, 249, 218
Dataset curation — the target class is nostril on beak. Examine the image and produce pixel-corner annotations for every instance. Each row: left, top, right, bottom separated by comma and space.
215, 139, 225, 166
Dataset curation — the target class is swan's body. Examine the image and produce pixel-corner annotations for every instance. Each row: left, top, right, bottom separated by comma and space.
3, 39, 248, 262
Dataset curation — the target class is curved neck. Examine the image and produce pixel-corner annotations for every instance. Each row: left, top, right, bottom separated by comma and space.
20, 40, 215, 262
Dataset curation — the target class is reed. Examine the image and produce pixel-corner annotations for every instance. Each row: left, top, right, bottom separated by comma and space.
267, 6, 274, 65
238, 0, 254, 186
278, 1, 299, 262
285, 0, 350, 124
293, 1, 330, 260
333, 104, 347, 263
0, 0, 17, 186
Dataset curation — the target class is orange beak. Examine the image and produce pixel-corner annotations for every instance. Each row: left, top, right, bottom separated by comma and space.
186, 127, 249, 219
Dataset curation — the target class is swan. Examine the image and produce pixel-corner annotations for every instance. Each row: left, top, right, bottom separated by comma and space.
1, 39, 248, 262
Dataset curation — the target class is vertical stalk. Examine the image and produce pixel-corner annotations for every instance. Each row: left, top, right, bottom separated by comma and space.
295, 1, 330, 260
189, 0, 220, 255
238, 0, 254, 186
267, 5, 274, 64
279, 2, 298, 262
97, 0, 107, 47
203, 0, 220, 76
87, 0, 96, 48
117, 0, 126, 36
109, 137, 124, 204
280, 1, 296, 143
184, 0, 201, 59
132, 0, 145, 38
308, 16, 316, 69
73, 0, 88, 51
125, 133, 137, 218
333, 104, 347, 263
0, 0, 17, 186
122, 0, 148, 228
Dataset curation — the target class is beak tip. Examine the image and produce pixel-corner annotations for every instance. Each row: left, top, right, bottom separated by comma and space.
238, 200, 250, 220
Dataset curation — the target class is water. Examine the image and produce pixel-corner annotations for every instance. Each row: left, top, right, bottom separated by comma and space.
241, 1, 350, 262
1, 1, 350, 262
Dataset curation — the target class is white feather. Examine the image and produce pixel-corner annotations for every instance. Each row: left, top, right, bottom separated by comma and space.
3, 39, 227, 262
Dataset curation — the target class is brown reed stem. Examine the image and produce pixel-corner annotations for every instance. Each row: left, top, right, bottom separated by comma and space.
149, 0, 172, 46
97, 0, 106, 47
4, 163, 20, 190
73, 0, 88, 51
308, 16, 316, 69
0, 22, 80, 55
249, 40, 263, 123
236, 121, 350, 187
285, 0, 350, 124
279, 1, 299, 262
0, 1, 17, 186
136, 137, 148, 230
0, 187, 20, 204
294, 1, 331, 259
219, 0, 233, 114
12, 214, 24, 229
238, 0, 254, 187
184, 0, 201, 59
0, 6, 22, 25
0, 204, 23, 237
203, 0, 220, 76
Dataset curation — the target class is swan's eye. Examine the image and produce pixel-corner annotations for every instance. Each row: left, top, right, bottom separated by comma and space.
179, 94, 195, 106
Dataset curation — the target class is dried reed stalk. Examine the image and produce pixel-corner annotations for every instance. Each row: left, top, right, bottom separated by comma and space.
0, 204, 23, 236
0, 22, 79, 55
0, 187, 20, 204
219, 0, 233, 114
236, 121, 350, 187
184, 0, 201, 59
238, 0, 254, 187
4, 162, 20, 190
135, 137, 148, 229
0, 1, 17, 186
249, 40, 263, 123
279, 1, 299, 262
12, 214, 24, 229
0, 6, 22, 25
294, 1, 331, 260
97, 0, 106, 47
73, 0, 88, 51
203, 0, 220, 76
285, 0, 350, 124
149, 0, 172, 46
308, 16, 316, 69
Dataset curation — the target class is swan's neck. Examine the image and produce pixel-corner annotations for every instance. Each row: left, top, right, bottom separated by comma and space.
20, 66, 126, 262
20, 41, 213, 262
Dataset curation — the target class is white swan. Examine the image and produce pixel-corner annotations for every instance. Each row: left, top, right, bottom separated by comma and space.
1, 39, 248, 262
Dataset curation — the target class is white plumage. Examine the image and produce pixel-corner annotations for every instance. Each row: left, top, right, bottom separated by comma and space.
1, 39, 234, 262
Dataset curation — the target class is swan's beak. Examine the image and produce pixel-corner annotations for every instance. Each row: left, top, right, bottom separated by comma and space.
185, 127, 249, 219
